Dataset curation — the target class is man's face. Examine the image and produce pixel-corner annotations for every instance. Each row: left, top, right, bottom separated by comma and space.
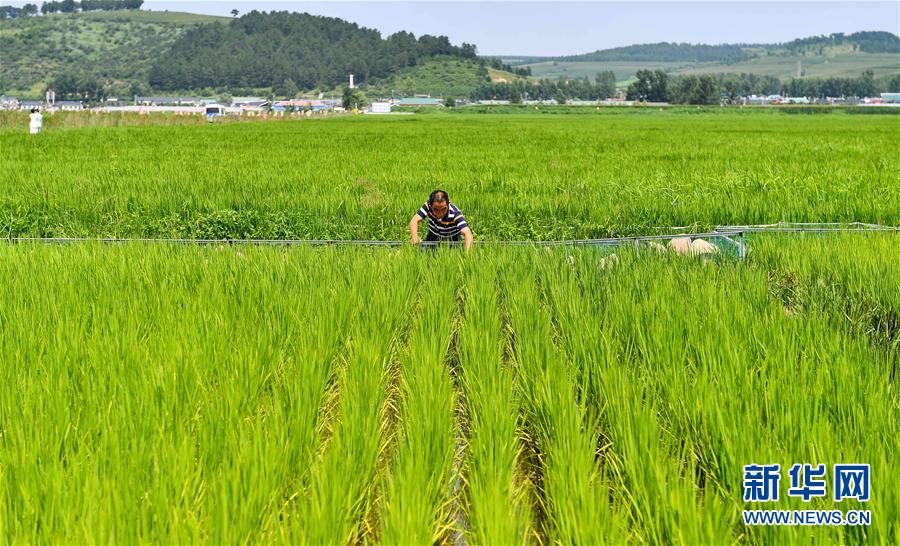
431, 195, 448, 217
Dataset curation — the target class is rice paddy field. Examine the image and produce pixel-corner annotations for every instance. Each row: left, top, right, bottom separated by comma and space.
1, 110, 898, 239
0, 110, 898, 544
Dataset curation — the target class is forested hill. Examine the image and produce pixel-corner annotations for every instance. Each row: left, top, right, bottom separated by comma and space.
0, 10, 227, 96
513, 31, 900, 64
148, 11, 476, 91
782, 31, 900, 54
553, 43, 751, 63
0, 9, 478, 97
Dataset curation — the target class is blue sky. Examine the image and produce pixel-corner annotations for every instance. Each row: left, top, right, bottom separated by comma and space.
10, 1, 900, 56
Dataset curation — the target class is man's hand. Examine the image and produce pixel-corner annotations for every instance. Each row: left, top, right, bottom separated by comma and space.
461, 227, 474, 253
409, 214, 422, 245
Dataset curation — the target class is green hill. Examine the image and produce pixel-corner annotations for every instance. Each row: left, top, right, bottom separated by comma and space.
362, 58, 526, 99
363, 58, 489, 99
3, 12, 897, 99
526, 53, 899, 84
1, 9, 479, 98
0, 10, 228, 96
518, 32, 900, 83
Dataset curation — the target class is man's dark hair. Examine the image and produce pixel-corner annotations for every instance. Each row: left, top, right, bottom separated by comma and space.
428, 190, 449, 205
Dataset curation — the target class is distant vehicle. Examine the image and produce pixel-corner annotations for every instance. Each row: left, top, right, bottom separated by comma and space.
204, 104, 226, 119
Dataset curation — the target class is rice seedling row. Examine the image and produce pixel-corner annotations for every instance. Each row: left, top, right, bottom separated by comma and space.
456, 262, 530, 544
0, 236, 896, 544
379, 264, 459, 544
2, 112, 897, 239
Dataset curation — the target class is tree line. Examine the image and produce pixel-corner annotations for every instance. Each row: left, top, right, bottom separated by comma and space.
551, 42, 751, 64
148, 11, 478, 91
0, 0, 143, 17
470, 71, 617, 103
783, 31, 899, 54
468, 69, 898, 104
0, 4, 39, 18
626, 69, 897, 104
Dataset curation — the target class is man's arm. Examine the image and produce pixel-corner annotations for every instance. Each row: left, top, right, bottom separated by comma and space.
461, 226, 473, 252
409, 214, 422, 245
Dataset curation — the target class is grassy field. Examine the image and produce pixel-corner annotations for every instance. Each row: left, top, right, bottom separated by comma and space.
365, 58, 491, 99
0, 111, 897, 544
525, 52, 900, 82
0, 236, 896, 543
79, 9, 230, 24
525, 60, 694, 83
2, 110, 898, 239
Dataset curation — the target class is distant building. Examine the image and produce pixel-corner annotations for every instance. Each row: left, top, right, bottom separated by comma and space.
397, 97, 443, 107
0, 96, 18, 110
19, 100, 43, 110
273, 99, 329, 111
56, 101, 84, 111
881, 93, 900, 104
231, 97, 265, 107
782, 97, 810, 105
369, 102, 392, 114
135, 96, 205, 106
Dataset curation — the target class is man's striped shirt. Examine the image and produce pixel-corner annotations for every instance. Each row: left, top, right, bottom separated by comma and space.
417, 202, 468, 238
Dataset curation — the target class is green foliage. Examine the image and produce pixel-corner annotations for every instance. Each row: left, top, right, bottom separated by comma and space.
0, 237, 897, 542
0, 11, 223, 96
626, 69, 668, 101
1, 111, 898, 239
784, 31, 900, 54
553, 41, 751, 63
470, 76, 617, 102
668, 74, 720, 104
148, 11, 476, 91
0, 106, 898, 544
522, 32, 900, 83
365, 57, 489, 99
274, 78, 299, 98
341, 86, 366, 109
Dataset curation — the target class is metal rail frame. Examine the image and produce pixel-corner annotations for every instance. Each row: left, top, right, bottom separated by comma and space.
4, 223, 896, 260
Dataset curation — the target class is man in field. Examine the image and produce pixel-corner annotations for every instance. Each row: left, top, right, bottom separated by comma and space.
409, 190, 473, 252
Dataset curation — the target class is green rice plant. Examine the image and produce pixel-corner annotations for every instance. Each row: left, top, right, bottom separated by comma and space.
500, 251, 618, 544
0, 244, 363, 543
1, 112, 897, 239
539, 249, 726, 544
379, 259, 459, 544
293, 253, 417, 544
566, 244, 898, 544
0, 240, 897, 544
457, 257, 531, 544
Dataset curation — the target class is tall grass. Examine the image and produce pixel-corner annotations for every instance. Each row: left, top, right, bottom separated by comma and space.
294, 253, 416, 544
379, 260, 459, 544
0, 238, 896, 543
501, 252, 619, 544
2, 112, 897, 239
457, 258, 530, 544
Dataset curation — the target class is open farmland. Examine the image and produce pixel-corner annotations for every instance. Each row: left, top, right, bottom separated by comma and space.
0, 110, 898, 544
0, 237, 897, 543
1, 110, 898, 239
524, 52, 900, 82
